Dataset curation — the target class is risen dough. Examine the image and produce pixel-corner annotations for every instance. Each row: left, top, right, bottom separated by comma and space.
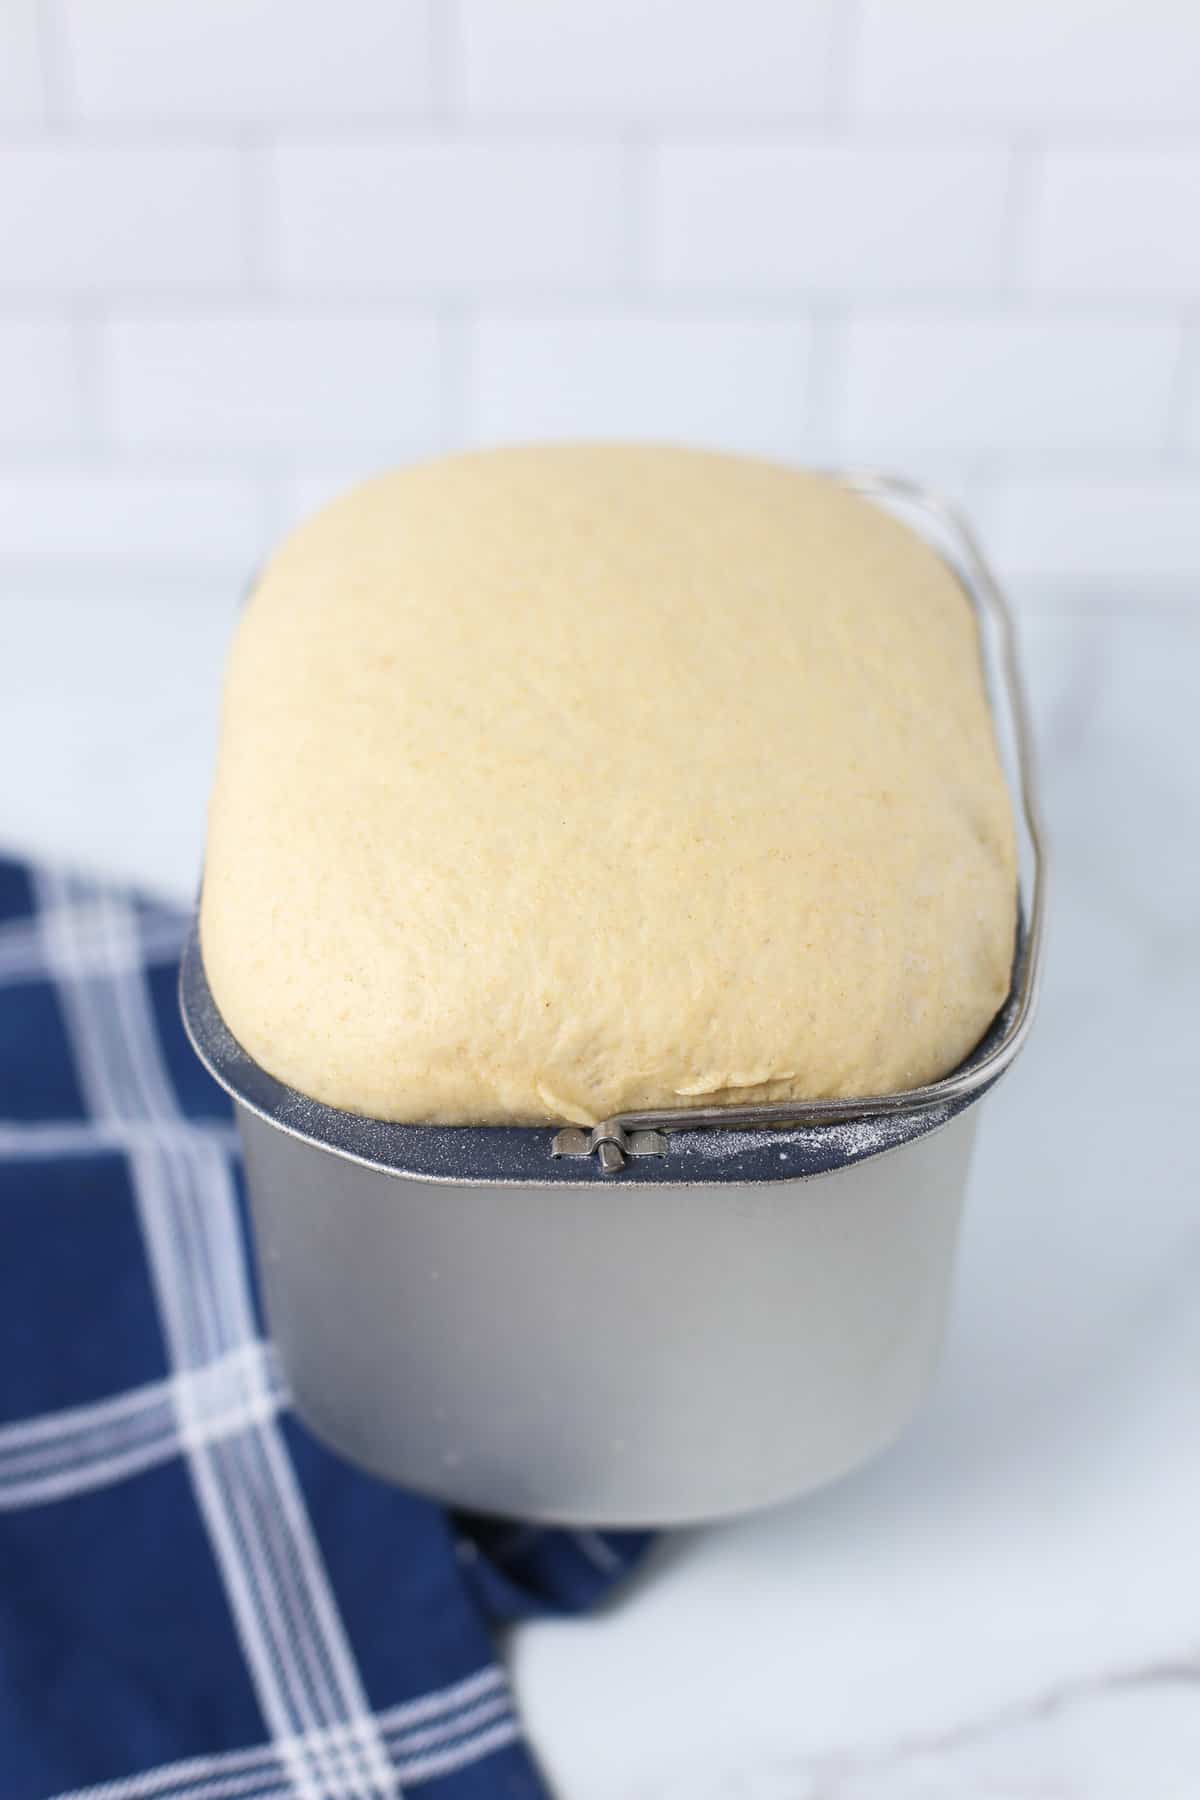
201, 445, 1017, 1126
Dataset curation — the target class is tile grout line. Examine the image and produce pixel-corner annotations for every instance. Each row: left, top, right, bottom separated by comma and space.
622, 130, 653, 295
238, 129, 273, 294
997, 132, 1044, 298
3, 443, 1199, 477
823, 0, 861, 125
33, 0, 68, 126
9, 292, 1176, 322
231, 131, 295, 552
428, 0, 459, 124
1, 114, 1200, 148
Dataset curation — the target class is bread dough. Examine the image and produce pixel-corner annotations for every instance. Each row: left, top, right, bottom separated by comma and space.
200, 445, 1017, 1126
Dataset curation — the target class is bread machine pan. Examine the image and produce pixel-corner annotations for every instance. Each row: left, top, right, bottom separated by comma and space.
180, 473, 1046, 1527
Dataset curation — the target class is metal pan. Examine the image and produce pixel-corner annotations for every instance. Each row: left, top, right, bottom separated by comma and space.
181, 473, 1045, 1525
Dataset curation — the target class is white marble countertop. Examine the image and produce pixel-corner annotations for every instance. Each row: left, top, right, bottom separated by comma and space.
4, 566, 1198, 1797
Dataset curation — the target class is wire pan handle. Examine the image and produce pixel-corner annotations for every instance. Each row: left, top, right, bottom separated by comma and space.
553, 471, 1048, 1168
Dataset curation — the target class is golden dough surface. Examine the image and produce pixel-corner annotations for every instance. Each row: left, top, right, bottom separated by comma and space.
200, 445, 1017, 1126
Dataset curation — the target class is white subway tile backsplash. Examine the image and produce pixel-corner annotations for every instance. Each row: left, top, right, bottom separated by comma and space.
458, 0, 834, 118
470, 313, 813, 455
0, 146, 244, 293
1030, 151, 1200, 298
855, 0, 1200, 124
0, 470, 264, 557
0, 5, 1195, 588
839, 317, 1180, 454
103, 314, 442, 451
652, 143, 1011, 292
0, 320, 82, 446
0, 0, 43, 122
271, 141, 627, 290
59, 0, 432, 122
976, 475, 1200, 582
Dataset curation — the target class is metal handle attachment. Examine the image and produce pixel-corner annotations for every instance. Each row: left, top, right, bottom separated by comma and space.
552, 1122, 669, 1172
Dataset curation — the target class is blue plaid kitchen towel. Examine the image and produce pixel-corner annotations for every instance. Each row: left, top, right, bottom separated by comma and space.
0, 855, 649, 1799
